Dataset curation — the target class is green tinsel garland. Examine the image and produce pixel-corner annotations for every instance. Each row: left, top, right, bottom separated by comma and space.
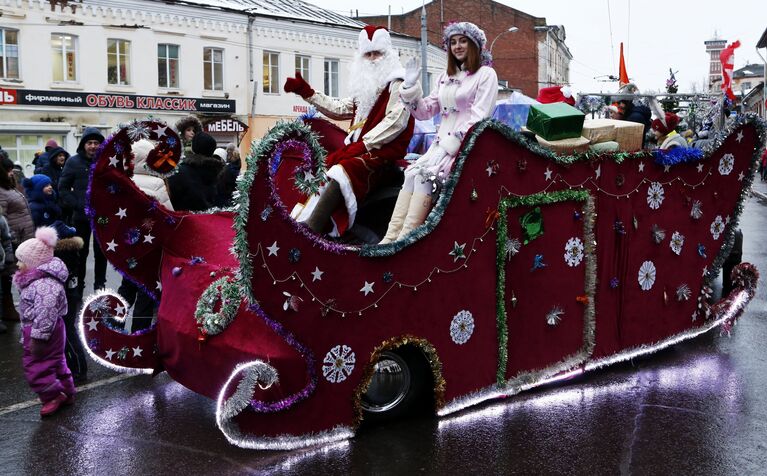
495, 189, 591, 384
195, 276, 243, 336
232, 119, 328, 303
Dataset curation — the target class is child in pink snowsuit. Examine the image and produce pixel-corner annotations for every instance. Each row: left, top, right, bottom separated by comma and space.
14, 226, 74, 416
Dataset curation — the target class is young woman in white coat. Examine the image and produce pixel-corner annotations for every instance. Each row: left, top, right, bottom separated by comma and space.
380, 22, 498, 244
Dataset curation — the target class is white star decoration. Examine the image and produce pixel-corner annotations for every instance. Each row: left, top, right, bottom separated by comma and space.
115, 208, 127, 219
106, 240, 118, 252
449, 241, 467, 262
267, 241, 279, 256
544, 167, 553, 181
108, 155, 119, 167
736, 130, 744, 143
360, 281, 374, 296
638, 161, 645, 172
663, 165, 671, 173
154, 125, 168, 139
696, 163, 704, 173
132, 346, 143, 357
738, 171, 744, 181
486, 165, 494, 177
143, 233, 155, 244
702, 266, 708, 277
104, 349, 116, 360
156, 281, 162, 291
86, 318, 99, 331
311, 267, 324, 282
595, 165, 601, 179
115, 304, 126, 316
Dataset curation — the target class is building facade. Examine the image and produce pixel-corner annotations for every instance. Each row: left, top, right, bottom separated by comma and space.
359, 0, 572, 98
704, 36, 727, 92
0, 0, 444, 174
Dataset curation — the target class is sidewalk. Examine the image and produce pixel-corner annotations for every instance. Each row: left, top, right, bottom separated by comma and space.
752, 174, 767, 201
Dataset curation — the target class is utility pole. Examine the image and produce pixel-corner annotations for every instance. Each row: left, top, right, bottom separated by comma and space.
420, 3, 429, 95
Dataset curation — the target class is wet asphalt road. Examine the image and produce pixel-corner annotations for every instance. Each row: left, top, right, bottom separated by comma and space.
1, 183, 766, 475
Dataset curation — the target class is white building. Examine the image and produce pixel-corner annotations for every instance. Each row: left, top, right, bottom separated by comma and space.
0, 0, 445, 174
535, 25, 571, 89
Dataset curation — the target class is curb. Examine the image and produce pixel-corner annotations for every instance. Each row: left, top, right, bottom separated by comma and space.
752, 189, 767, 201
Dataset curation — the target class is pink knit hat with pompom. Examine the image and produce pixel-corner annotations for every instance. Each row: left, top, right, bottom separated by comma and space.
16, 227, 58, 269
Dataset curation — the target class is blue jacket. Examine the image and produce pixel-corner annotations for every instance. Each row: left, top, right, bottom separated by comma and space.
23, 174, 61, 227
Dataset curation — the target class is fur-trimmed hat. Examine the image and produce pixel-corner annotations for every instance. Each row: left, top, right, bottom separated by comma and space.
175, 115, 203, 135
358, 26, 393, 55
537, 85, 575, 106
442, 22, 492, 66
16, 227, 58, 269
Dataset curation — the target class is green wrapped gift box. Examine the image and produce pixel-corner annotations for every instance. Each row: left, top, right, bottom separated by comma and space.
526, 103, 585, 141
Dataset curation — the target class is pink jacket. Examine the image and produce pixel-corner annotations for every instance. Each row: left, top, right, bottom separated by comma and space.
401, 65, 498, 157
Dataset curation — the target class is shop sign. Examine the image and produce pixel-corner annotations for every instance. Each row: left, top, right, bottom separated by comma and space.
0, 88, 235, 113
205, 118, 248, 133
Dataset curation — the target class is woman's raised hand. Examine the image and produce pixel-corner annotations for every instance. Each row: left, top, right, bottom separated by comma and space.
403, 58, 421, 89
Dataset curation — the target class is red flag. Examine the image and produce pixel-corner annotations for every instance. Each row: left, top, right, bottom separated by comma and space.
618, 42, 629, 86
720, 40, 741, 101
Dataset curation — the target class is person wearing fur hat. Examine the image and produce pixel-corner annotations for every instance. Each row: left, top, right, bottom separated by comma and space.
380, 21, 498, 244
168, 132, 223, 212
14, 226, 75, 416
651, 112, 688, 150
285, 25, 414, 236
175, 115, 203, 158
59, 127, 107, 298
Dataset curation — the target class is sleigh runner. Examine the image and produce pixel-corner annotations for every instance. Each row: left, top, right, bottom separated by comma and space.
79, 113, 763, 449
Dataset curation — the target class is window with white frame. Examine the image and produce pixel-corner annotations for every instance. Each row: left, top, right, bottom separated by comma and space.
204, 47, 224, 91
263, 51, 280, 94
0, 28, 19, 80
0, 133, 67, 177
295, 55, 310, 80
107, 39, 131, 86
324, 59, 339, 97
51, 33, 77, 82
158, 44, 179, 88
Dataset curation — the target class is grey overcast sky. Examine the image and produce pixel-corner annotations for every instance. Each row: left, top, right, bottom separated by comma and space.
307, 0, 766, 96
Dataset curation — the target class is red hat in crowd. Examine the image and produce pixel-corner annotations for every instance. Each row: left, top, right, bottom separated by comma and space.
651, 112, 681, 136
537, 85, 575, 106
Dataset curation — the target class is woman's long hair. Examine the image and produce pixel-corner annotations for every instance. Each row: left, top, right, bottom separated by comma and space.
0, 157, 15, 191
447, 38, 480, 76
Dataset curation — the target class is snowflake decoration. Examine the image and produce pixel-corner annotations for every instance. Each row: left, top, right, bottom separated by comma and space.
718, 153, 734, 175
546, 306, 564, 326
382, 272, 394, 283
88, 298, 111, 315
126, 257, 138, 269
609, 277, 619, 289
563, 237, 585, 267
638, 260, 656, 291
124, 228, 141, 245
614, 220, 626, 235
676, 284, 691, 301
690, 200, 703, 220
651, 224, 666, 244
127, 121, 151, 141
530, 254, 547, 272
710, 215, 725, 240
646, 182, 665, 210
450, 310, 475, 345
697, 243, 707, 258
670, 231, 684, 255
260, 206, 273, 221
288, 248, 301, 263
449, 241, 466, 262
322, 345, 356, 383
505, 237, 521, 260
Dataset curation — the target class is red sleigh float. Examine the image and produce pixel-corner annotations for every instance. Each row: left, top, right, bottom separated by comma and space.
79, 114, 763, 449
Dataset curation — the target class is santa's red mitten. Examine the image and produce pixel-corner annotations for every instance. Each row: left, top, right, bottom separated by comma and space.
284, 72, 315, 99
326, 141, 367, 167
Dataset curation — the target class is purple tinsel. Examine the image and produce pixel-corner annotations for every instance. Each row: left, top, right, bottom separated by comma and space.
246, 303, 317, 413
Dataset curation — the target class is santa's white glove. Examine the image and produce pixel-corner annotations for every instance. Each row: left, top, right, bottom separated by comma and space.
403, 58, 421, 89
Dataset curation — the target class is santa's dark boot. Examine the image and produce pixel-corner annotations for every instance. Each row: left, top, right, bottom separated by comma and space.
304, 180, 343, 234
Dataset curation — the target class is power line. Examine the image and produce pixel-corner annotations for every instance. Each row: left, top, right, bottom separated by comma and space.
606, 0, 615, 75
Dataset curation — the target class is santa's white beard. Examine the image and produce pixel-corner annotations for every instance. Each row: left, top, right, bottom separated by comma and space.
347, 50, 403, 123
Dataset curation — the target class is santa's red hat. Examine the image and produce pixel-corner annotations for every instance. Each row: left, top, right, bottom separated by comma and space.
651, 112, 681, 136
358, 26, 393, 55
537, 85, 575, 106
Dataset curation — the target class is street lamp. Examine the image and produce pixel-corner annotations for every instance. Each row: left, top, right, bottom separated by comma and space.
489, 26, 519, 54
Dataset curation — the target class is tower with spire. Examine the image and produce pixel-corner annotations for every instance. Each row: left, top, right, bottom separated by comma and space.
704, 31, 727, 92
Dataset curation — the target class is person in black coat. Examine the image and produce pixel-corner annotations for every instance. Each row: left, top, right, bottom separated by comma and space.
215, 143, 241, 207
617, 100, 652, 146
39, 146, 69, 192
168, 132, 224, 212
58, 126, 106, 295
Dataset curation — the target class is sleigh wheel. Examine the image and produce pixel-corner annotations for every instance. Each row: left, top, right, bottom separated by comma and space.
360, 346, 433, 422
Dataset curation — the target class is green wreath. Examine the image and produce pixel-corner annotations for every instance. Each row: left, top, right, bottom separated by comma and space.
195, 276, 242, 336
